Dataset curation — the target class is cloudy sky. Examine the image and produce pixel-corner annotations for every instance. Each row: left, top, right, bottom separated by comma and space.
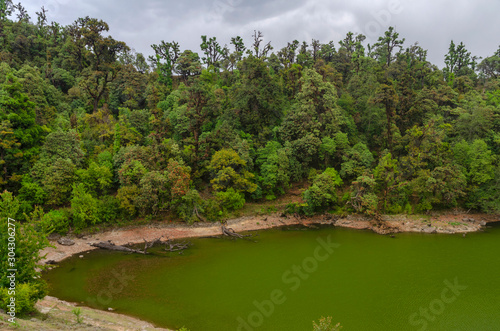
17, 0, 500, 67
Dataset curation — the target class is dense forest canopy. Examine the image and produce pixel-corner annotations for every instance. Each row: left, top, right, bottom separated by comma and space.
0, 0, 499, 234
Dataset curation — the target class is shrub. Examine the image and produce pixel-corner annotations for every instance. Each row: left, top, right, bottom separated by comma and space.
303, 168, 343, 213
216, 188, 245, 211
0, 282, 48, 315
42, 209, 71, 234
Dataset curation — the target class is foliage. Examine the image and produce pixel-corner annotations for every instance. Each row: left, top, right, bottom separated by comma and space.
303, 168, 343, 213
0, 12, 498, 229
0, 191, 50, 315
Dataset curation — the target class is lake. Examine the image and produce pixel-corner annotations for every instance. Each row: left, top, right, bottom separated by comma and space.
44, 223, 500, 330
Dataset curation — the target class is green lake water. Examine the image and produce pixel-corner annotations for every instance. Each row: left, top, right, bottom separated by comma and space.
44, 223, 500, 331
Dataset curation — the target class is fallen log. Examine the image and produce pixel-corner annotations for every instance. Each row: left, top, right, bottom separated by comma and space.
221, 222, 252, 239
143, 236, 164, 254
164, 238, 192, 252
89, 241, 147, 254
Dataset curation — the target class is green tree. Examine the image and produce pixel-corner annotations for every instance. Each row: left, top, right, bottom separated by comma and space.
43, 158, 77, 206
444, 41, 476, 80
0, 191, 50, 314
0, 120, 21, 188
176, 50, 202, 82
149, 40, 180, 87
68, 17, 129, 112
372, 27, 404, 66
209, 149, 257, 194
256, 141, 291, 199
303, 168, 343, 213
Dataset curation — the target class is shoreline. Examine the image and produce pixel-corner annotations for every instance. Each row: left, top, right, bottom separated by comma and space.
41, 212, 500, 264
31, 212, 499, 331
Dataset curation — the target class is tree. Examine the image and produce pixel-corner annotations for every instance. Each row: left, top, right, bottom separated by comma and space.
371, 83, 399, 152
176, 50, 202, 82
135, 171, 169, 216
0, 0, 14, 47
372, 27, 405, 66
340, 142, 374, 179
0, 73, 47, 186
71, 183, 100, 231
249, 30, 272, 59
303, 168, 343, 213
231, 55, 284, 140
149, 40, 180, 87
444, 41, 476, 80
0, 191, 50, 315
200, 35, 227, 69
0, 120, 21, 188
374, 152, 405, 212
256, 141, 290, 199
68, 17, 129, 112
478, 49, 500, 79
209, 149, 257, 194
43, 158, 77, 206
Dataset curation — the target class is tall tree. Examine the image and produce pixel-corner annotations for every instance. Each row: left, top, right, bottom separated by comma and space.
371, 83, 399, 153
444, 41, 475, 80
68, 17, 129, 112
372, 27, 405, 66
149, 40, 180, 87
249, 30, 272, 59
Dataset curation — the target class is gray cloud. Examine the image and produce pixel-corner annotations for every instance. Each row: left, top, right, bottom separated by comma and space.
18, 0, 500, 67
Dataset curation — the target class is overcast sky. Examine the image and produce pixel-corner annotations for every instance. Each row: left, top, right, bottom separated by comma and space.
17, 0, 500, 68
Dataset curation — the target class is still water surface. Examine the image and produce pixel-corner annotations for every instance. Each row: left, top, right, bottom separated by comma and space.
44, 223, 500, 330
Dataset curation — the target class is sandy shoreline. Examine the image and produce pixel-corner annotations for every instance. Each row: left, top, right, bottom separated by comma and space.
41, 212, 500, 264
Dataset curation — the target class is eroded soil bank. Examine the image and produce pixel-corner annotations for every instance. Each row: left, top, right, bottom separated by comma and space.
41, 212, 500, 264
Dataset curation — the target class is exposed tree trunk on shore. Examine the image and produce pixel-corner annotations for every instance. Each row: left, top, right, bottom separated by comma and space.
164, 238, 192, 252
221, 222, 252, 239
89, 241, 148, 254
90, 236, 193, 254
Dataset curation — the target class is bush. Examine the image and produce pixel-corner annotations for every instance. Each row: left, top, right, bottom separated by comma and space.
216, 188, 245, 211
97, 196, 121, 224
42, 209, 71, 234
0, 282, 48, 316
71, 183, 100, 232
303, 168, 343, 213
175, 189, 204, 224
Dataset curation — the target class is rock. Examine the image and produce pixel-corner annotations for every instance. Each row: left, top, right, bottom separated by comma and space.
45, 260, 58, 265
79, 255, 84, 258
108, 307, 114, 311
57, 237, 75, 246
422, 227, 437, 234
48, 233, 61, 241
480, 221, 487, 226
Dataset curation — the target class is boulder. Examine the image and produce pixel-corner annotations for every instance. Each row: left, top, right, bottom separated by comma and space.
48, 233, 62, 241
57, 237, 75, 246
422, 227, 437, 234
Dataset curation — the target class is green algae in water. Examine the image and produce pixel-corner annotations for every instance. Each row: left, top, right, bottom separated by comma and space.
44, 224, 500, 330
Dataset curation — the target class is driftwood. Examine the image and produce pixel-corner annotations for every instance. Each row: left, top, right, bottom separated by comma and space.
89, 236, 192, 254
89, 241, 148, 254
221, 222, 252, 239
164, 238, 192, 252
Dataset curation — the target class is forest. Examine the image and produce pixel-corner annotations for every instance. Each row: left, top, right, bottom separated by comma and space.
0, 0, 499, 315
